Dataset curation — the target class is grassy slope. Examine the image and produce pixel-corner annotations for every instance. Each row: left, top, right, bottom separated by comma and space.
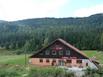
83, 50, 103, 64
83, 50, 98, 57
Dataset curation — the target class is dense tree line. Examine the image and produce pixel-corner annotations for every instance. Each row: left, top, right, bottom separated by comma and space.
0, 13, 103, 53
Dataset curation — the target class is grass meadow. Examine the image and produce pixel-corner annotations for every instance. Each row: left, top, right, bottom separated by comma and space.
0, 49, 30, 65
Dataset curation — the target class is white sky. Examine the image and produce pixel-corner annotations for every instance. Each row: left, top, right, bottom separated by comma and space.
74, 4, 103, 17
0, 0, 103, 21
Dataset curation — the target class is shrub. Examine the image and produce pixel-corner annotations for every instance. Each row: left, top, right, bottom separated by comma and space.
27, 67, 74, 77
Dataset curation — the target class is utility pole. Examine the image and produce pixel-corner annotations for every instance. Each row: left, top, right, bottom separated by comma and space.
24, 45, 27, 67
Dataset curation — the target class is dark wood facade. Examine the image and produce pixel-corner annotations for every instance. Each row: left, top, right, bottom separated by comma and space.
30, 39, 88, 59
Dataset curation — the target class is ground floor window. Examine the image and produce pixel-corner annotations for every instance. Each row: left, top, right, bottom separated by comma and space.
52, 59, 56, 63
77, 59, 82, 64
52, 59, 56, 66
46, 59, 50, 63
39, 59, 43, 63
66, 59, 72, 63
86, 63, 88, 66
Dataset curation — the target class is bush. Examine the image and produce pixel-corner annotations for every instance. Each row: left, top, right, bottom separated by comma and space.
27, 67, 74, 77
84, 67, 103, 77
0, 65, 26, 77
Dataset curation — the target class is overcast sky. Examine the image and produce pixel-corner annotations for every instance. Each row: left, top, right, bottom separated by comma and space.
0, 0, 103, 21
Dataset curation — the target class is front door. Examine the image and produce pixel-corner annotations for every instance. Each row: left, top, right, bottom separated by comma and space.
58, 60, 65, 66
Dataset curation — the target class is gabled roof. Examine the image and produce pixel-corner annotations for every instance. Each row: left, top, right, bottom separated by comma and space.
30, 38, 89, 59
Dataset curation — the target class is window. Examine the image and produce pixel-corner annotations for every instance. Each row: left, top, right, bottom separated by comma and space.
77, 60, 82, 64
46, 59, 50, 63
40, 52, 43, 55
52, 50, 56, 55
86, 63, 88, 66
52, 59, 56, 66
39, 59, 43, 63
59, 50, 63, 55
66, 50, 70, 55
66, 59, 72, 63
45, 50, 49, 55
52, 59, 56, 63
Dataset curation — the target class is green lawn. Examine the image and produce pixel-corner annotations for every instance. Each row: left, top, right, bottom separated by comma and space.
0, 55, 29, 65
0, 49, 29, 65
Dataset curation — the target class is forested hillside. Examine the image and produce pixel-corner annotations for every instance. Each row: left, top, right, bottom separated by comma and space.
0, 13, 103, 53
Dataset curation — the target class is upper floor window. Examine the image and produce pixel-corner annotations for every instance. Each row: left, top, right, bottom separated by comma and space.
66, 50, 70, 55
52, 50, 57, 55
45, 50, 50, 55
39, 52, 43, 55
59, 50, 63, 55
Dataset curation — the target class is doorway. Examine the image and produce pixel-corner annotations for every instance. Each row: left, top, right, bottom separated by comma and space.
58, 60, 65, 66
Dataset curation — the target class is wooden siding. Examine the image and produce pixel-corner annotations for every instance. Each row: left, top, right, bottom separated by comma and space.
31, 41, 87, 59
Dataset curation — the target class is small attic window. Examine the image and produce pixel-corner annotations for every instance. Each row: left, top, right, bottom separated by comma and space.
39, 52, 43, 55
52, 50, 56, 55
59, 50, 63, 55
45, 50, 50, 55
66, 50, 70, 55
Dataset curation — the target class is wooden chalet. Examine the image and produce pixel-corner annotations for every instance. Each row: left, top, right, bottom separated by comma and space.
29, 38, 99, 69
